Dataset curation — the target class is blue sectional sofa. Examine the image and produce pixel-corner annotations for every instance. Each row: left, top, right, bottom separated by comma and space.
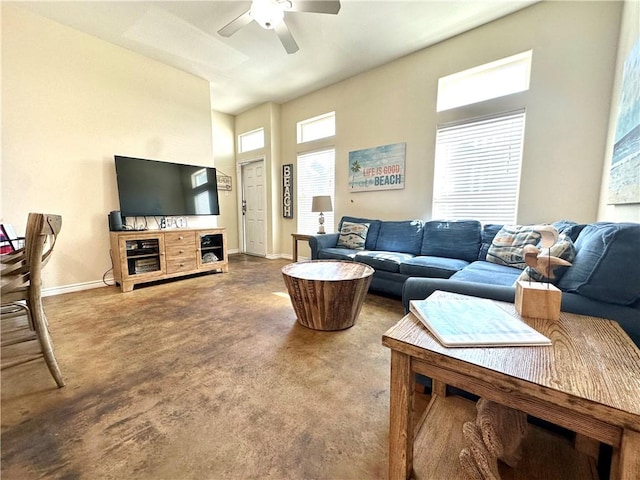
309, 216, 640, 347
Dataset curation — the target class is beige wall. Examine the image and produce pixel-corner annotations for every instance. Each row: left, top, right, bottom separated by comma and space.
598, 0, 640, 223
272, 1, 623, 257
1, 5, 215, 292
211, 110, 239, 251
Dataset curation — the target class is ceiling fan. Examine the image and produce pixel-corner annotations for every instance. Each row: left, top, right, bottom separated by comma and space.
217, 0, 341, 54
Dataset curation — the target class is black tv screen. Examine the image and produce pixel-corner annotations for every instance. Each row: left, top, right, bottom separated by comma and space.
115, 156, 220, 216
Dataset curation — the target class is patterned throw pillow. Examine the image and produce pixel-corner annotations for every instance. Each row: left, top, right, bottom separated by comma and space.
337, 221, 370, 250
516, 234, 576, 284
486, 225, 541, 270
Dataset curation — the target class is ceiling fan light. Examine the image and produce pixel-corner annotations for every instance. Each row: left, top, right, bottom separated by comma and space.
250, 0, 285, 30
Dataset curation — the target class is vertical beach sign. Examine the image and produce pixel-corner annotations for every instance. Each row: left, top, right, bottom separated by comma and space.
282, 164, 293, 218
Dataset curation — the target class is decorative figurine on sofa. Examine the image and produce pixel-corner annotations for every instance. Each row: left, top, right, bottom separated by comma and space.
515, 225, 573, 321
521, 225, 572, 281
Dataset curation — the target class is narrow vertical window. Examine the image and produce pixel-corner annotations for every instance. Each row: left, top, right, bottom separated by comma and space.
297, 149, 335, 233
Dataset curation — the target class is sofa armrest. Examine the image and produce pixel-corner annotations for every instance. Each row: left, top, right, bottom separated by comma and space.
309, 233, 340, 259
559, 292, 640, 348
402, 277, 516, 313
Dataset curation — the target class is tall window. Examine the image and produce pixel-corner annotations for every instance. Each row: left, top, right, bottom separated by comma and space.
432, 110, 526, 224
297, 149, 335, 234
296, 112, 336, 233
238, 128, 264, 153
433, 52, 531, 224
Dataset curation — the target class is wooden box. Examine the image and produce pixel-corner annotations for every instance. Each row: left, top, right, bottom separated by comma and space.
515, 280, 561, 321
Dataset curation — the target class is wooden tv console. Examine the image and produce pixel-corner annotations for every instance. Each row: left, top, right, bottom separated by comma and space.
110, 228, 228, 292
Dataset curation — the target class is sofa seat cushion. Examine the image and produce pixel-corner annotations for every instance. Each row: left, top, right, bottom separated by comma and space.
374, 220, 424, 255
317, 248, 359, 261
451, 261, 521, 287
355, 251, 416, 273
339, 216, 381, 250
557, 222, 640, 306
421, 220, 482, 263
400, 256, 468, 279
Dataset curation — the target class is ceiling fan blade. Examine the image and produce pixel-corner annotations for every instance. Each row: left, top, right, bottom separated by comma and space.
286, 1, 340, 15
217, 9, 253, 37
274, 21, 299, 54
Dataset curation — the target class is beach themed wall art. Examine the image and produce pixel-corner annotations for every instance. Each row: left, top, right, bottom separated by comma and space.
348, 142, 406, 192
609, 38, 640, 205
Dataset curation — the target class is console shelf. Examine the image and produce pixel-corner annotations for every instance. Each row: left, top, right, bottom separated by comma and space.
110, 228, 228, 292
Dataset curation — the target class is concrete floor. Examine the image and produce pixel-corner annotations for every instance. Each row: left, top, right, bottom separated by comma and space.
1, 255, 418, 479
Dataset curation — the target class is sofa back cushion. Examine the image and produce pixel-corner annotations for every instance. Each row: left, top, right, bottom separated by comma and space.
552, 220, 587, 242
421, 220, 482, 262
557, 222, 640, 306
339, 216, 380, 250
375, 220, 424, 255
478, 224, 503, 260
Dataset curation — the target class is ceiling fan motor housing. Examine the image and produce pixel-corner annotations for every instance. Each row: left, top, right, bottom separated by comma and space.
218, 0, 340, 54
250, 0, 286, 30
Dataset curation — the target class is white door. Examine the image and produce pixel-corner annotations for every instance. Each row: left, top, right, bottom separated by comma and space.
241, 160, 266, 256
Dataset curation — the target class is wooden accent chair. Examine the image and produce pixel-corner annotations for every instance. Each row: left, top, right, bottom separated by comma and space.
1, 213, 65, 387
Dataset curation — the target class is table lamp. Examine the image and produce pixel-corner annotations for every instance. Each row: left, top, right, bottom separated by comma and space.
311, 196, 332, 234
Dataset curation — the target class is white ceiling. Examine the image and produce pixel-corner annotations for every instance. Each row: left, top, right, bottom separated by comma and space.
15, 0, 538, 115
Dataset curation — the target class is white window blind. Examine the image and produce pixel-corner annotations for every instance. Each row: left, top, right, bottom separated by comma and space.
432, 110, 525, 224
297, 149, 335, 234
238, 128, 264, 153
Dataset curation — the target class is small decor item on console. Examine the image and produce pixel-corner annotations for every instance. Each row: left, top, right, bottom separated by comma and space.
515, 225, 572, 321
202, 252, 218, 263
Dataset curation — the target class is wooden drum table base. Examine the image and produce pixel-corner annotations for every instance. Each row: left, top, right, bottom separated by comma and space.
282, 260, 374, 331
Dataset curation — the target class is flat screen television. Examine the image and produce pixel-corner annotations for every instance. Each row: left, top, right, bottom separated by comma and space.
114, 155, 220, 216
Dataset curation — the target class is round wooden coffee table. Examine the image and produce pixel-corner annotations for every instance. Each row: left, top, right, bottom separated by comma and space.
281, 260, 374, 331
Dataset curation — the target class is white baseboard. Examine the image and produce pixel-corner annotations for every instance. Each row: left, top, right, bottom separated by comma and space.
43, 278, 114, 297
42, 252, 297, 297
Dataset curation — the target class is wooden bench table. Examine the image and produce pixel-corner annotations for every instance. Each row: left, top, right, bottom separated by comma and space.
382, 291, 640, 479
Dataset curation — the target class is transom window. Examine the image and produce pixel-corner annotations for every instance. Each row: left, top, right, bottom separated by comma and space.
297, 112, 335, 144
437, 51, 532, 112
238, 128, 264, 153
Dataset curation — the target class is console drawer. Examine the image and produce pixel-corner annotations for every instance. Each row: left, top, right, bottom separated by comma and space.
166, 245, 195, 258
166, 257, 197, 274
165, 231, 194, 246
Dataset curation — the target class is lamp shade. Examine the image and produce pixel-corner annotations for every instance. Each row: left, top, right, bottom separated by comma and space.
311, 196, 333, 213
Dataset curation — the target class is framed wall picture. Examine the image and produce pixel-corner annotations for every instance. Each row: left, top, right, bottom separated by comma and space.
348, 142, 406, 192
283, 164, 294, 218
216, 171, 232, 191
608, 39, 640, 205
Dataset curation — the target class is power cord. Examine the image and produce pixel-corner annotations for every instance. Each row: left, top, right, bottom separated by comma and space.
103, 249, 116, 287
